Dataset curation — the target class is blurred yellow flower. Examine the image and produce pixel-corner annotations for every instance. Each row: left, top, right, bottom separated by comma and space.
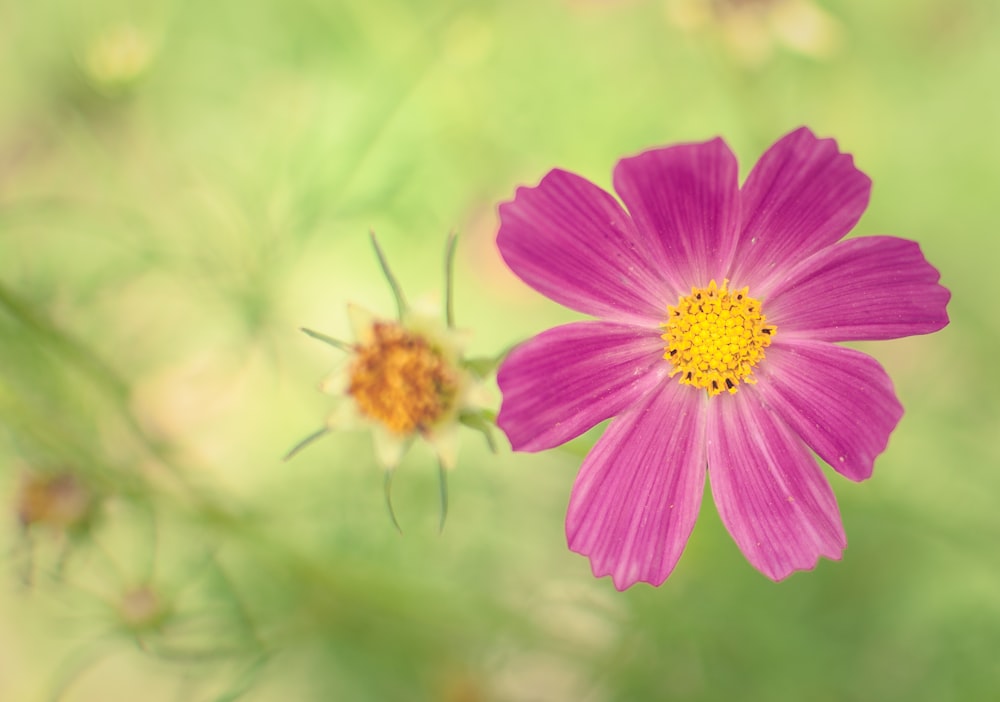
666, 0, 843, 66
81, 23, 156, 93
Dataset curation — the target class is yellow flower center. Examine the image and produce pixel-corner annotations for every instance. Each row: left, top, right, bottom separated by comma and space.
661, 279, 776, 396
348, 322, 458, 435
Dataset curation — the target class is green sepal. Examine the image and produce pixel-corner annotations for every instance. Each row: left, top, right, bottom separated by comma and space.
283, 426, 331, 461
436, 460, 448, 533
383, 469, 403, 535
461, 346, 511, 379
369, 230, 408, 320
444, 231, 458, 328
459, 409, 498, 453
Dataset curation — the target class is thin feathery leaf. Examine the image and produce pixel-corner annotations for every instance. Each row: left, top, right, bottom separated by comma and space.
300, 327, 352, 351
283, 427, 330, 461
369, 230, 407, 319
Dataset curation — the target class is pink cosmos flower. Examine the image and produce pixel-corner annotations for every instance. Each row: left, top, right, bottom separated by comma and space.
495, 127, 950, 589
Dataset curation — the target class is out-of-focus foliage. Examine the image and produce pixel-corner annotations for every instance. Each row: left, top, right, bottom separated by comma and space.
1, 0, 997, 700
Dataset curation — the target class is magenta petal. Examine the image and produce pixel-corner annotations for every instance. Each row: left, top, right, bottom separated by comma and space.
497, 169, 672, 324
763, 236, 950, 341
497, 321, 668, 452
706, 390, 846, 581
613, 138, 740, 292
755, 340, 902, 481
731, 127, 872, 291
567, 381, 707, 590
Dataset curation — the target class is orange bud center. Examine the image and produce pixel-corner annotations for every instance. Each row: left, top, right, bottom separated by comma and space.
348, 322, 458, 435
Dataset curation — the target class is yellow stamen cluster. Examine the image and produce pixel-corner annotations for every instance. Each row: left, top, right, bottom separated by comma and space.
661, 279, 776, 396
348, 322, 458, 435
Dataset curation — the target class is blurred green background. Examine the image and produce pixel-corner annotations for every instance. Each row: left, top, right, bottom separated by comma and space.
1, 0, 997, 700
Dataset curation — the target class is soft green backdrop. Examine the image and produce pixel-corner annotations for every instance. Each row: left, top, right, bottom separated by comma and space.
1, 0, 997, 700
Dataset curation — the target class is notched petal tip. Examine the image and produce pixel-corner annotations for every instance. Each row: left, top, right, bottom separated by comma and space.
707, 391, 847, 582
733, 126, 872, 290
765, 236, 952, 342
755, 341, 903, 482
761, 539, 846, 582
565, 382, 707, 591
741, 512, 847, 582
